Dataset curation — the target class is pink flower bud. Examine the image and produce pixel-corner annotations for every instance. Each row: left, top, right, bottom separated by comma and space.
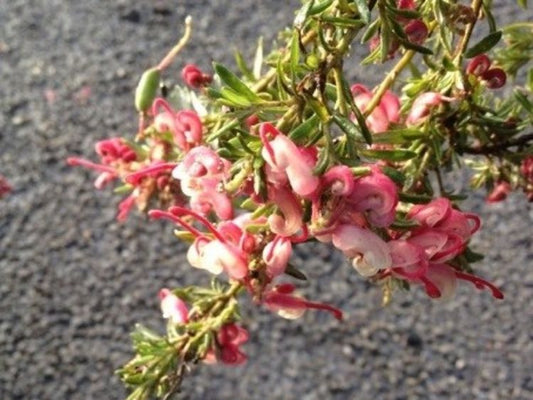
159, 288, 189, 324
466, 54, 491, 76
405, 20, 428, 45
486, 181, 511, 203
521, 156, 533, 184
397, 0, 416, 9
406, 92, 453, 125
262, 237, 292, 278
181, 64, 212, 88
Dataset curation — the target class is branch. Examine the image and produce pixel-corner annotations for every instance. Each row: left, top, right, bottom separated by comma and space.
459, 133, 533, 155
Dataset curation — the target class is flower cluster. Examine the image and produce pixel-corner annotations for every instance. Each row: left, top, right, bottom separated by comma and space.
68, 1, 533, 398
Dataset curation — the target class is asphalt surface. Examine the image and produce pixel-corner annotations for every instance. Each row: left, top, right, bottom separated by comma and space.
1, 1, 532, 399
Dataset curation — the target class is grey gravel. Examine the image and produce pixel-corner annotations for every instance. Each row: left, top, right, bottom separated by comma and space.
1, 1, 532, 400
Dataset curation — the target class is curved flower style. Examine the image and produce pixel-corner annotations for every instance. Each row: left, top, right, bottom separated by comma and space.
263, 284, 343, 320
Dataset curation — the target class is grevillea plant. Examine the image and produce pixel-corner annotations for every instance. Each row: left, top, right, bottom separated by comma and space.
68, 1, 533, 399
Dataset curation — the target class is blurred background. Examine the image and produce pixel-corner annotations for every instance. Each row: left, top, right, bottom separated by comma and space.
1, 1, 532, 399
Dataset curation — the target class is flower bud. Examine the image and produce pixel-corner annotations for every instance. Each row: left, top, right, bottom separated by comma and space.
466, 54, 491, 76
158, 288, 189, 324
481, 68, 507, 89
181, 64, 212, 88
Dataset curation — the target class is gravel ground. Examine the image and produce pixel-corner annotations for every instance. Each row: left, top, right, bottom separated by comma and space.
1, 1, 532, 399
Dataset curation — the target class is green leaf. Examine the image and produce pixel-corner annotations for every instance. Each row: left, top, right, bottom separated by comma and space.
234, 50, 255, 81
219, 87, 252, 107
253, 37, 264, 80
313, 147, 331, 175
289, 114, 320, 142
340, 79, 373, 145
213, 63, 260, 101
309, 0, 334, 15
398, 38, 433, 55
285, 263, 308, 280
372, 128, 426, 143
464, 247, 485, 263
381, 165, 407, 185
290, 29, 300, 80
320, 15, 366, 28
464, 30, 502, 58
332, 114, 362, 141
384, 4, 421, 19
294, 0, 315, 28
398, 192, 433, 203
353, 0, 371, 24
360, 148, 417, 161
513, 89, 533, 115
361, 18, 381, 43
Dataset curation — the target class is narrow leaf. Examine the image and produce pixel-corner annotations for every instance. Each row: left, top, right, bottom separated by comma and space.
285, 263, 308, 280
353, 0, 371, 24
465, 30, 502, 58
214, 62, 259, 101
360, 148, 417, 161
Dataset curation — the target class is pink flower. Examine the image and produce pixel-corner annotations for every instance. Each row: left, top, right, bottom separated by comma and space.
0, 175, 11, 199
204, 323, 249, 365
181, 64, 212, 88
260, 123, 319, 197
406, 92, 454, 125
351, 84, 400, 133
159, 288, 188, 324
388, 240, 429, 280
481, 68, 507, 89
267, 185, 304, 237
263, 284, 343, 320
331, 224, 392, 277
466, 54, 491, 76
95, 138, 137, 164
408, 197, 480, 243
150, 207, 250, 280
521, 156, 533, 184
67, 138, 138, 189
172, 146, 233, 219
347, 166, 398, 227
419, 264, 504, 300
152, 98, 203, 150
262, 236, 292, 278
486, 181, 511, 203
408, 228, 464, 263
404, 20, 428, 45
